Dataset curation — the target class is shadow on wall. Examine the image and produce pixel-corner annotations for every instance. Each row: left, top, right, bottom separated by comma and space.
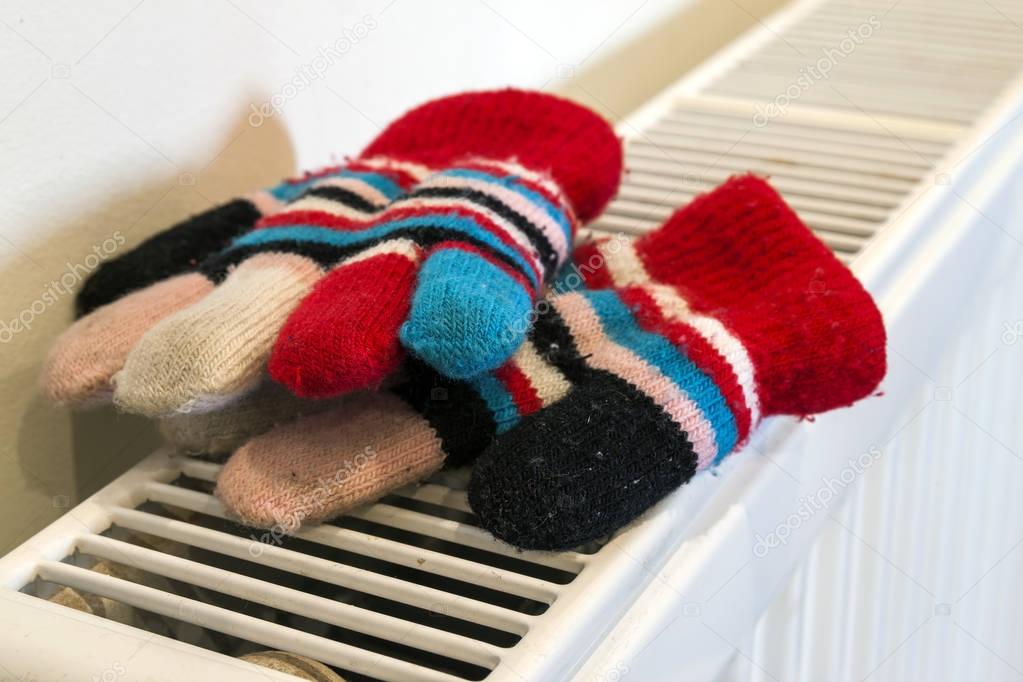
5, 102, 296, 552
552, 0, 787, 122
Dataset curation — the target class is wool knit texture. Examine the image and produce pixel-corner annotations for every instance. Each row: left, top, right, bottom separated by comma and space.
159, 380, 343, 455
75, 196, 270, 318
216, 391, 447, 530
41, 89, 622, 415
469, 174, 887, 549
215, 176, 886, 550
253, 88, 621, 395
73, 159, 425, 319
42, 155, 427, 408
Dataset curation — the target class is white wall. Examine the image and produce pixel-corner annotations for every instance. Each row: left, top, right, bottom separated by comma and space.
0, 0, 785, 552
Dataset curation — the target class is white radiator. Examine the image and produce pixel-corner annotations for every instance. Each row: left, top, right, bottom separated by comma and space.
3, 0, 1023, 680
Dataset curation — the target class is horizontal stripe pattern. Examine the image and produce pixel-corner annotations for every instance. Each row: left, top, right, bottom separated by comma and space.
263, 155, 432, 229
620, 286, 753, 452
405, 187, 558, 277
600, 239, 762, 451
198, 227, 529, 285
471, 371, 521, 432
491, 363, 542, 425
435, 303, 582, 438
643, 284, 760, 431
354, 156, 432, 185
269, 167, 409, 204
420, 170, 570, 267
340, 237, 422, 268
229, 216, 541, 290
476, 338, 573, 433
279, 193, 382, 222
388, 198, 544, 284
556, 292, 717, 465
512, 341, 573, 405
301, 184, 384, 213
597, 238, 648, 287
225, 163, 573, 297
554, 290, 730, 468
455, 281, 751, 468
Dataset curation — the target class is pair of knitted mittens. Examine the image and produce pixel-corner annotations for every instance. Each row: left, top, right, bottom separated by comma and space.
211, 175, 886, 550
41, 89, 622, 414
42, 88, 885, 551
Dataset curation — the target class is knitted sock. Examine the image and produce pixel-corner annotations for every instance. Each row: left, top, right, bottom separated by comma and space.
42, 150, 428, 408
45, 90, 621, 416
214, 176, 886, 542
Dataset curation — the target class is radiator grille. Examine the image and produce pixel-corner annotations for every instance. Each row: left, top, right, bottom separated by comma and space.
8, 0, 1023, 679
706, 0, 1023, 124
26, 460, 595, 681
590, 92, 955, 263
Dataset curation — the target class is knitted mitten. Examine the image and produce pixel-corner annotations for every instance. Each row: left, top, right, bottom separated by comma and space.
75, 190, 280, 318
158, 381, 344, 455
468, 175, 887, 549
41, 89, 622, 415
266, 88, 620, 396
43, 158, 430, 409
216, 265, 599, 529
213, 176, 885, 536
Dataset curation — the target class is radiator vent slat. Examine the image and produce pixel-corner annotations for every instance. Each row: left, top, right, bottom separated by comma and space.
37, 560, 468, 682
179, 459, 587, 573
647, 120, 940, 166
661, 106, 951, 153
597, 95, 953, 260
73, 534, 502, 670
393, 484, 472, 515
705, 0, 1023, 124
623, 147, 922, 192
143, 482, 563, 604
107, 506, 532, 635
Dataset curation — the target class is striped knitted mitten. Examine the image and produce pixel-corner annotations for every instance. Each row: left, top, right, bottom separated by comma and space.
213, 176, 885, 537
468, 175, 887, 549
41, 89, 622, 414
48, 163, 378, 406
265, 88, 620, 395
42, 160, 428, 409
74, 189, 281, 318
